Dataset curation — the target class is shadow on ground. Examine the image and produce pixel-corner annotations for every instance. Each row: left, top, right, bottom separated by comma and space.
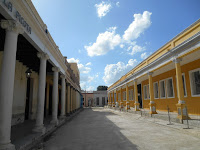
43, 108, 138, 150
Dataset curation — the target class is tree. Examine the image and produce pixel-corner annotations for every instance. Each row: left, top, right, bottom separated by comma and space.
97, 86, 108, 91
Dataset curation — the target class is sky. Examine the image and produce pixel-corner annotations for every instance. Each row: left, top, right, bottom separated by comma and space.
32, 0, 200, 91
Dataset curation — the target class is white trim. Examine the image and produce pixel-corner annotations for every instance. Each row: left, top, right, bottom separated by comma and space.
159, 79, 166, 99
189, 68, 200, 97
166, 77, 175, 98
153, 82, 159, 99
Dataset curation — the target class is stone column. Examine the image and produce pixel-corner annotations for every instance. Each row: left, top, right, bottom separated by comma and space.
33, 52, 49, 133
112, 91, 115, 107
67, 84, 71, 115
70, 87, 73, 112
0, 20, 23, 150
60, 75, 66, 118
134, 79, 140, 111
50, 67, 60, 126
174, 58, 187, 120
126, 84, 130, 110
120, 87, 123, 109
148, 72, 157, 114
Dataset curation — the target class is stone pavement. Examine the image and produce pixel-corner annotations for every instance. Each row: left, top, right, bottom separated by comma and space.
42, 107, 200, 150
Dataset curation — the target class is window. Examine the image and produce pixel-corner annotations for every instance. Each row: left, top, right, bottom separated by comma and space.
160, 80, 166, 98
154, 82, 159, 99
123, 91, 126, 101
147, 85, 150, 99
144, 85, 148, 100
190, 69, 200, 96
166, 78, 174, 98
118, 93, 121, 101
102, 97, 105, 106
129, 89, 134, 101
96, 97, 99, 105
182, 74, 187, 97
114, 93, 116, 102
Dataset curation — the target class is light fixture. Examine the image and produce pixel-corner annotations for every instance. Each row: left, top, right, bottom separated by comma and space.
25, 68, 32, 78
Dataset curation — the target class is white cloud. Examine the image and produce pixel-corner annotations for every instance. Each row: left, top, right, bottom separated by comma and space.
67, 58, 79, 63
123, 11, 152, 41
67, 58, 91, 74
95, 1, 112, 18
129, 45, 145, 55
116, 2, 120, 7
86, 62, 92, 66
78, 64, 91, 74
141, 52, 151, 59
103, 59, 138, 85
120, 44, 124, 48
84, 27, 121, 57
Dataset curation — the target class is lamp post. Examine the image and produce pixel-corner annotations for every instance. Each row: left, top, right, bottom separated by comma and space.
25, 68, 32, 78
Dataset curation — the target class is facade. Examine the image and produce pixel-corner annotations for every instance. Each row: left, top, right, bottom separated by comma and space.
82, 92, 94, 107
0, 0, 82, 150
93, 91, 108, 107
108, 19, 200, 121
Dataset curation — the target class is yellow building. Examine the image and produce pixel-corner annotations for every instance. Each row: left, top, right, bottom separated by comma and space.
108, 19, 200, 120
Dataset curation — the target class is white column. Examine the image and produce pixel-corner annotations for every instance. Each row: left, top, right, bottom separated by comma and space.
32, 52, 49, 133
50, 67, 60, 126
60, 74, 66, 118
0, 20, 23, 150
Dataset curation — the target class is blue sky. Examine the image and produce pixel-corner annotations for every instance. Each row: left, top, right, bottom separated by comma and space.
32, 0, 200, 91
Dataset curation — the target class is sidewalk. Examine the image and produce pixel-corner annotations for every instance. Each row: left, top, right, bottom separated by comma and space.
105, 106, 200, 138
11, 108, 83, 150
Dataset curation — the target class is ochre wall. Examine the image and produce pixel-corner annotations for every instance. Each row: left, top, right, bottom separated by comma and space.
142, 58, 200, 115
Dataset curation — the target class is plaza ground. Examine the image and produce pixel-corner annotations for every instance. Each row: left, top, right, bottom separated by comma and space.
40, 108, 200, 150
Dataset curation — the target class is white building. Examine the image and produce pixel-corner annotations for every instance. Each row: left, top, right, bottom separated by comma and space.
93, 91, 108, 107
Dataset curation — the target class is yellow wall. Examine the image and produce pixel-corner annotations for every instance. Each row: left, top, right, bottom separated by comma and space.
142, 58, 200, 115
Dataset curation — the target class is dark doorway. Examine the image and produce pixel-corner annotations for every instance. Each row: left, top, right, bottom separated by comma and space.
44, 83, 47, 118
25, 78, 31, 120
49, 85, 53, 115
58, 89, 61, 116
137, 84, 142, 108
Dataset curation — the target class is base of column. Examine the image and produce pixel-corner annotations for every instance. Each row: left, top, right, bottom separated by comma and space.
134, 102, 140, 111
126, 102, 130, 110
120, 102, 124, 109
176, 101, 190, 121
0, 143, 15, 150
149, 101, 157, 114
112, 102, 115, 107
32, 125, 46, 134
115, 102, 119, 108
59, 115, 66, 119
50, 119, 59, 126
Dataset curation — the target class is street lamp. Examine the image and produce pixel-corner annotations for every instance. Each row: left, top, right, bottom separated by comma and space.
25, 68, 32, 78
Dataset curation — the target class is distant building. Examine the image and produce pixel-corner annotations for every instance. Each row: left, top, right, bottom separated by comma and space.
93, 91, 108, 107
81, 91, 94, 107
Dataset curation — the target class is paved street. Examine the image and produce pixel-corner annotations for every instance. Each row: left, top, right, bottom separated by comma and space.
43, 108, 200, 150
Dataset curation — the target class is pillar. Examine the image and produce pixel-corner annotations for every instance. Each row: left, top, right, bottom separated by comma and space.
112, 91, 115, 107
33, 52, 49, 133
148, 72, 157, 114
66, 83, 71, 115
116, 90, 119, 107
0, 20, 23, 150
70, 87, 73, 112
174, 58, 187, 120
46, 82, 50, 116
134, 79, 140, 111
126, 84, 130, 110
60, 75, 66, 118
50, 67, 60, 125
120, 87, 123, 109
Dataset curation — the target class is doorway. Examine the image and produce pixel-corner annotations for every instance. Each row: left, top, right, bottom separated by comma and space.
49, 85, 53, 115
25, 78, 32, 120
137, 84, 142, 108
